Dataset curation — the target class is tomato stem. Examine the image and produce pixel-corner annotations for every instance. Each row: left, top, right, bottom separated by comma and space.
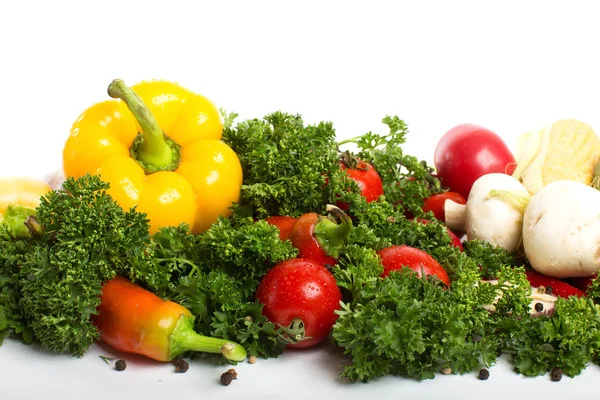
107, 79, 181, 173
168, 315, 247, 362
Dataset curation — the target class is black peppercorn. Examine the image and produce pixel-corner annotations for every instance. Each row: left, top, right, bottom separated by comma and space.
115, 359, 127, 371
478, 368, 489, 380
220, 368, 238, 386
550, 367, 563, 382
173, 358, 189, 373
534, 302, 544, 312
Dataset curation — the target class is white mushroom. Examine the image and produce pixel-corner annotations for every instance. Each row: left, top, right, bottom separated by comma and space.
522, 180, 600, 278
464, 173, 530, 253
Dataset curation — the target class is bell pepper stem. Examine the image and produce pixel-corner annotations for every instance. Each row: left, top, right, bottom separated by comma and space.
168, 315, 247, 362
313, 204, 353, 259
107, 79, 180, 173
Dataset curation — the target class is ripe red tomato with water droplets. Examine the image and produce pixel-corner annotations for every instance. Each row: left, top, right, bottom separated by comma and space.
434, 124, 517, 199
338, 159, 383, 210
377, 245, 450, 286
256, 258, 342, 348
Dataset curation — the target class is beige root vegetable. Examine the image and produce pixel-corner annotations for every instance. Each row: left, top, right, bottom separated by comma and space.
512, 118, 600, 195
522, 179, 600, 278
464, 173, 530, 253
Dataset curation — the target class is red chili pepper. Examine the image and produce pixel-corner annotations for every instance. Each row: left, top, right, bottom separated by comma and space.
265, 215, 298, 241
92, 275, 247, 362
524, 269, 585, 298
565, 274, 596, 294
288, 205, 352, 265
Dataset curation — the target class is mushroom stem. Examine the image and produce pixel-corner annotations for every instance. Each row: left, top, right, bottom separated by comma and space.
444, 199, 466, 232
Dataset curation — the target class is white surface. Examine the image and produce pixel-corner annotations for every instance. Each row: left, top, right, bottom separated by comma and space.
1, 0, 600, 398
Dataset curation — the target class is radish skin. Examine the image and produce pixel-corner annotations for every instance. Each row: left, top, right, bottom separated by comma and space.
522, 180, 600, 278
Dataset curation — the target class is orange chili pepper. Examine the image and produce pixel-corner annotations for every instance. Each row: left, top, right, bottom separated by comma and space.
93, 275, 247, 362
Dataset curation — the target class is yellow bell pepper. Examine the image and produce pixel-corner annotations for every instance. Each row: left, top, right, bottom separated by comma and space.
0, 177, 51, 217
62, 79, 243, 234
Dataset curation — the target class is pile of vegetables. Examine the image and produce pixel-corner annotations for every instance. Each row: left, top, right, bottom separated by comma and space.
2, 79, 600, 384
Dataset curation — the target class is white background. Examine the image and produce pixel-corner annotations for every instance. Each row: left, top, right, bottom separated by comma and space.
2, 1, 600, 399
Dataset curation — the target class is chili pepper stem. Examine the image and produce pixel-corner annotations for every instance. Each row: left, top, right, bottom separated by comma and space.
313, 204, 353, 259
107, 79, 181, 173
168, 314, 247, 362
2, 205, 43, 239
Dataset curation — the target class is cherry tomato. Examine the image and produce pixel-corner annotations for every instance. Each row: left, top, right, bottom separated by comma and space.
434, 124, 517, 199
377, 245, 450, 286
338, 159, 383, 210
422, 191, 466, 223
256, 258, 342, 348
265, 216, 298, 241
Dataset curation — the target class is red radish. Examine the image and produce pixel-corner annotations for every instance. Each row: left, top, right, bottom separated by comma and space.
434, 124, 517, 199
377, 245, 451, 286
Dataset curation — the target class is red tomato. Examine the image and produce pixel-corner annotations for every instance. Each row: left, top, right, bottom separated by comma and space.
434, 124, 517, 199
415, 218, 463, 251
265, 216, 298, 241
256, 258, 342, 348
377, 245, 450, 286
422, 191, 466, 223
338, 160, 383, 209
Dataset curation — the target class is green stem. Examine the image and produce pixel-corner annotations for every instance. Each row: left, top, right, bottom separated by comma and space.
168, 315, 247, 362
313, 204, 353, 259
336, 136, 361, 147
107, 79, 180, 173
1, 205, 43, 239
277, 318, 308, 345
